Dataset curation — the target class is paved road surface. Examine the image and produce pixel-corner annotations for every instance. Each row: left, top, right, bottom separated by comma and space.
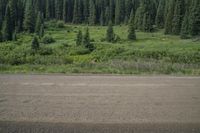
0, 75, 200, 133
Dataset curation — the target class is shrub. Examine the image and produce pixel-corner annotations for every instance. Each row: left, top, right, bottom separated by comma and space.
56, 21, 65, 28
39, 47, 53, 55
41, 35, 55, 44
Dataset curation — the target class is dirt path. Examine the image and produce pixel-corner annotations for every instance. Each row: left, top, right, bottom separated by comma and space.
0, 75, 200, 132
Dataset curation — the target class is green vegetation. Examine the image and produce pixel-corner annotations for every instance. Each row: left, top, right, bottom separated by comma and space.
0, 22, 200, 75
0, 0, 199, 75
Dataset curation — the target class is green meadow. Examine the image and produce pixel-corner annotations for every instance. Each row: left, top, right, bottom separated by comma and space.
0, 21, 200, 75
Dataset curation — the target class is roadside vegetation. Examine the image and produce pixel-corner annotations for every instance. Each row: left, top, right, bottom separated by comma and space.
0, 21, 200, 75
0, 0, 200, 75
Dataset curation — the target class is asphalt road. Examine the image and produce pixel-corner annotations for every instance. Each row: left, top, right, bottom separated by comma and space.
0, 75, 200, 133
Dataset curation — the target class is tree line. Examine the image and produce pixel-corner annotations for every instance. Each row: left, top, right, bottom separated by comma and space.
0, 0, 200, 42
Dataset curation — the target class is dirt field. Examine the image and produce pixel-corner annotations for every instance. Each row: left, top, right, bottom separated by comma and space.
0, 75, 200, 132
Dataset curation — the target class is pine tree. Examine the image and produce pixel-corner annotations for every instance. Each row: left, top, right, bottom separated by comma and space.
12, 30, 17, 41
76, 30, 82, 46
106, 21, 115, 42
89, 0, 96, 25
128, 13, 136, 40
109, 0, 115, 22
9, 0, 17, 32
172, 0, 184, 35
100, 11, 105, 26
155, 0, 165, 28
115, 0, 124, 25
31, 36, 40, 50
83, 0, 89, 23
134, 0, 154, 32
39, 24, 44, 38
180, 9, 190, 39
46, 0, 51, 20
35, 12, 43, 35
105, 7, 110, 25
73, 0, 82, 23
164, 0, 175, 34
23, 0, 35, 33
83, 27, 93, 51
2, 4, 12, 41
0, 31, 2, 42
55, 0, 63, 20
189, 0, 200, 36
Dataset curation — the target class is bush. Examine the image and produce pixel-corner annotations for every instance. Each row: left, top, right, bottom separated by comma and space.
41, 35, 55, 44
56, 21, 65, 28
38, 47, 53, 55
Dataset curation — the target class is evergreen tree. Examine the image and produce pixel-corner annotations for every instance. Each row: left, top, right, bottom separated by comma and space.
83, 27, 93, 51
39, 24, 44, 38
0, 31, 2, 42
100, 11, 105, 26
35, 12, 43, 35
63, 0, 67, 22
31, 36, 40, 50
9, 0, 17, 32
128, 13, 136, 40
155, 0, 165, 28
106, 21, 115, 42
109, 0, 115, 22
164, 0, 175, 34
73, 0, 81, 23
2, 4, 12, 41
83, 0, 89, 23
55, 0, 63, 20
46, 0, 51, 20
189, 0, 200, 36
89, 0, 96, 25
172, 0, 184, 35
135, 0, 154, 32
105, 7, 110, 25
76, 30, 82, 46
23, 0, 35, 33
115, 0, 124, 25
180, 9, 190, 39
12, 30, 17, 41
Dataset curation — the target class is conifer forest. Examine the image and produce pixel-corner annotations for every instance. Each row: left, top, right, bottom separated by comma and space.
0, 0, 200, 75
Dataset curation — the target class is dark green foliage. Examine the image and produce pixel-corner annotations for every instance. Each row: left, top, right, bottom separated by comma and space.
31, 36, 40, 50
135, 0, 155, 32
189, 0, 200, 36
0, 0, 198, 40
115, 0, 125, 25
164, 0, 175, 34
83, 27, 93, 51
23, 0, 35, 33
89, 0, 96, 25
55, 0, 63, 20
35, 12, 43, 35
172, 0, 184, 35
0, 31, 2, 42
180, 9, 190, 39
106, 21, 115, 42
56, 21, 65, 28
12, 30, 17, 41
73, 0, 82, 24
42, 35, 55, 44
76, 30, 83, 46
39, 24, 45, 38
9, 0, 17, 32
128, 14, 136, 40
155, 0, 165, 28
2, 4, 12, 41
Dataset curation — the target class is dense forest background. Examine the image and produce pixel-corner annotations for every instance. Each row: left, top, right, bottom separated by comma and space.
0, 0, 200, 42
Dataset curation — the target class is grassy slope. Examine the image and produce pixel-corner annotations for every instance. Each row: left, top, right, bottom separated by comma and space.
0, 22, 200, 75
